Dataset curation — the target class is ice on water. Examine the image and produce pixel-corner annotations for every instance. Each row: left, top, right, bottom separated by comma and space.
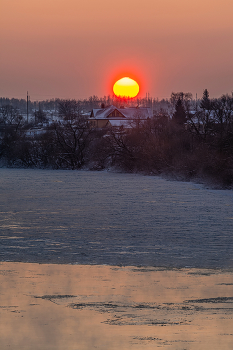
0, 168, 233, 268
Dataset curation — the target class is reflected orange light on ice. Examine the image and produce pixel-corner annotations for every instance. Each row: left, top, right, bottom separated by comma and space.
113, 77, 139, 98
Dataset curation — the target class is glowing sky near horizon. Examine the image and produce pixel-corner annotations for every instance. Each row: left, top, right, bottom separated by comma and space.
1, 0, 233, 100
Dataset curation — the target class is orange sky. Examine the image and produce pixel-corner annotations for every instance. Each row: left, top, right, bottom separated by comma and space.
1, 0, 233, 100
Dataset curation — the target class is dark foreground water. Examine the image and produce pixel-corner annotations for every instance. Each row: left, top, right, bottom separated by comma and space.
0, 168, 233, 268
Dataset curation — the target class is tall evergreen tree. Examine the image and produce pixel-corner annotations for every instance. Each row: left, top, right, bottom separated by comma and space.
200, 89, 211, 110
172, 98, 187, 125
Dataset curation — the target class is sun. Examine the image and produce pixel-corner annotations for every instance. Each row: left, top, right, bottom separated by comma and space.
113, 77, 139, 99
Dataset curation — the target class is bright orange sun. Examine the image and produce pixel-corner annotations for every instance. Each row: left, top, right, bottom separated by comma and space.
113, 77, 139, 99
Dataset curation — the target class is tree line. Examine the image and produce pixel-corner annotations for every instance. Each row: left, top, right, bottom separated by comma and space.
0, 95, 177, 116
1, 89, 233, 188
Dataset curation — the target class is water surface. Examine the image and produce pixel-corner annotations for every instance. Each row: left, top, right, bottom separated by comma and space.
1, 262, 233, 350
1, 168, 233, 268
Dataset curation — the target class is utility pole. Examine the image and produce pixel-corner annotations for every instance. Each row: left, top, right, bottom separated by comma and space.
27, 91, 29, 123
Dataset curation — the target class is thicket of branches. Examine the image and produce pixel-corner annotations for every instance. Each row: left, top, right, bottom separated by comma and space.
1, 90, 233, 188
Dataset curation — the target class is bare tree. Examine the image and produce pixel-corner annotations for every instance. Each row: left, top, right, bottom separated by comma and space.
0, 105, 23, 129
51, 100, 94, 169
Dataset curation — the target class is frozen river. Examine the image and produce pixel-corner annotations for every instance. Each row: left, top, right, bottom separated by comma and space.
0, 168, 233, 268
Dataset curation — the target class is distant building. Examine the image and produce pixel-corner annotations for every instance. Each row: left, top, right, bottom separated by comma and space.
89, 105, 153, 128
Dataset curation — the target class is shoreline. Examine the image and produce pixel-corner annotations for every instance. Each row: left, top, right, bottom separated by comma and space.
1, 165, 233, 190
1, 261, 233, 350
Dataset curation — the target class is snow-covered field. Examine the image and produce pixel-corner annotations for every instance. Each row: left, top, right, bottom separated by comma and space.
1, 168, 233, 268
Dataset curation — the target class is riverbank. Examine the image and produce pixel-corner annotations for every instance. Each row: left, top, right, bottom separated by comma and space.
1, 262, 233, 350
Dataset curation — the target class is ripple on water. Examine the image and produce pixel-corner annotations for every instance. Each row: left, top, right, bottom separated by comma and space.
0, 168, 233, 268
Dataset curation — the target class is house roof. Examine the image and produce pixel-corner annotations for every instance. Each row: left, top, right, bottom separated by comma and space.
90, 105, 153, 120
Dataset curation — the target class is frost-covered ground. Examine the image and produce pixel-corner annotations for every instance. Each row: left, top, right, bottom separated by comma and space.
0, 168, 233, 268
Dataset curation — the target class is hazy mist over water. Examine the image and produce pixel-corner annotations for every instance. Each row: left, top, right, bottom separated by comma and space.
0, 168, 233, 268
